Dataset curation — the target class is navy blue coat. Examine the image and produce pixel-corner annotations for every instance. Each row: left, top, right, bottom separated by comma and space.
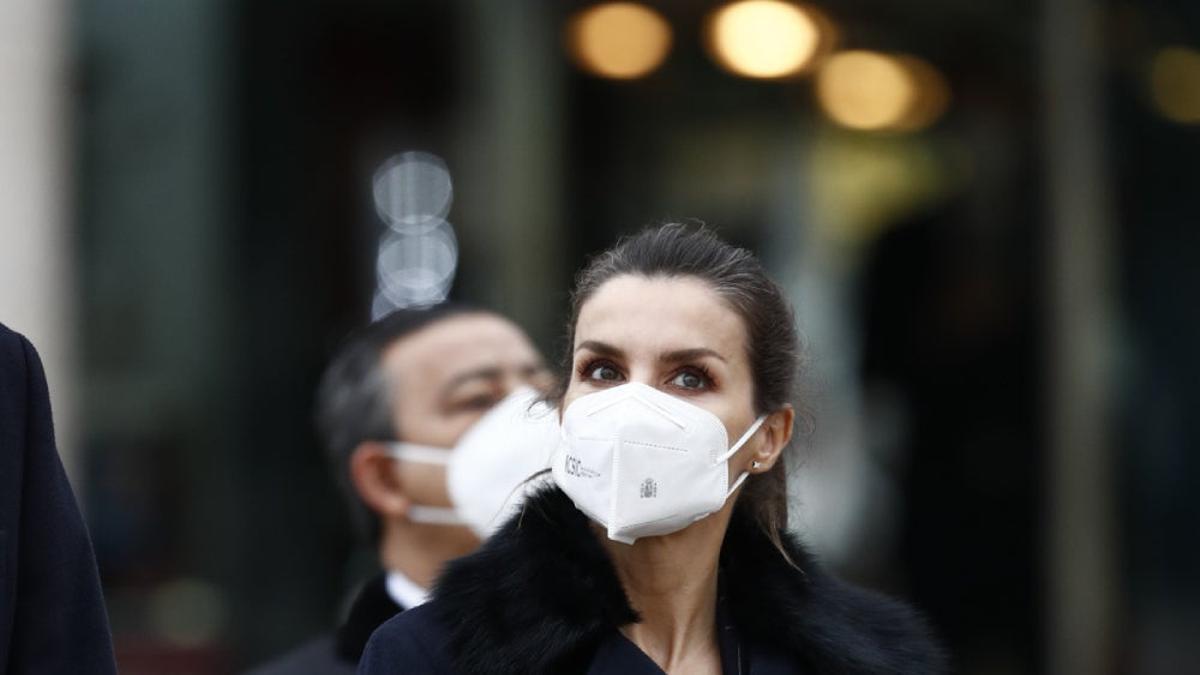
247, 574, 403, 675
0, 324, 116, 674
360, 486, 946, 674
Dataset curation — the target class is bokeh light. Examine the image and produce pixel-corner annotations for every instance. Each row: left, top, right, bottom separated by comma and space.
1150, 46, 1200, 124
147, 578, 228, 648
374, 223, 459, 315
808, 130, 953, 245
893, 55, 952, 131
707, 0, 826, 79
816, 50, 950, 132
372, 151, 454, 234
567, 2, 672, 80
816, 51, 913, 130
371, 151, 460, 317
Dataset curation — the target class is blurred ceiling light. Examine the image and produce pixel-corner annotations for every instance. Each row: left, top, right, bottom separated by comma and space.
816, 51, 912, 130
892, 55, 951, 131
568, 3, 672, 80
816, 51, 950, 132
707, 1, 828, 79
375, 224, 459, 313
1150, 46, 1200, 124
373, 152, 454, 234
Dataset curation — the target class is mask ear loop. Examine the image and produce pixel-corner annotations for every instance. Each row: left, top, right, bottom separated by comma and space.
716, 415, 768, 464
386, 442, 453, 465
725, 469, 752, 497
385, 443, 466, 526
718, 415, 768, 497
406, 505, 468, 526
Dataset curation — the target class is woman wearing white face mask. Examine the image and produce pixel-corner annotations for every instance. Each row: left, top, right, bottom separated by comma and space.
361, 224, 946, 674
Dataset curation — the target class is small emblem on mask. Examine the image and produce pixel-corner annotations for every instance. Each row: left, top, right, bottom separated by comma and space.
564, 454, 599, 478
565, 455, 583, 476
640, 478, 657, 498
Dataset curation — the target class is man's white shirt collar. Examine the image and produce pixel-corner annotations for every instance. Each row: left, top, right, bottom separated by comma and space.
385, 569, 430, 610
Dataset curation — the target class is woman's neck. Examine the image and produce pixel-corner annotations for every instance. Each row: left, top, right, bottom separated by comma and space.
603, 505, 733, 673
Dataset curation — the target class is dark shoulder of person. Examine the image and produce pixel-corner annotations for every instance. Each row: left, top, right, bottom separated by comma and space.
0, 323, 118, 674
359, 603, 451, 674
244, 635, 355, 675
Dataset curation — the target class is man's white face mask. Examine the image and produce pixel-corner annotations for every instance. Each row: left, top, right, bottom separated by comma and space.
385, 386, 558, 537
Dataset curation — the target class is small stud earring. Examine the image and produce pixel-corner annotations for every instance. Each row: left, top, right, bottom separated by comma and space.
751, 460, 762, 470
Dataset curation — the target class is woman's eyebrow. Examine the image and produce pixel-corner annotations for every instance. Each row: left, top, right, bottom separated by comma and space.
574, 340, 624, 358
659, 347, 727, 364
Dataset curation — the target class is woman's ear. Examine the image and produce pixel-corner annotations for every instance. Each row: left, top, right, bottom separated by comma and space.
349, 442, 411, 518
750, 404, 794, 473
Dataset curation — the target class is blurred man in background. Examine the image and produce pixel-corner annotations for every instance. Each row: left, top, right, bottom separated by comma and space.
0, 323, 117, 674
249, 304, 548, 674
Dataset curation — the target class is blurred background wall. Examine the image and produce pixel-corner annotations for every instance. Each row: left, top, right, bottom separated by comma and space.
1, 0, 1198, 673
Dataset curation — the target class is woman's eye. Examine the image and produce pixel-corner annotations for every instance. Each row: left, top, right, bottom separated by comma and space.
587, 364, 622, 382
671, 370, 707, 390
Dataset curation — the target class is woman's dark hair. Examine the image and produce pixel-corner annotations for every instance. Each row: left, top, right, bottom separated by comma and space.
554, 222, 803, 552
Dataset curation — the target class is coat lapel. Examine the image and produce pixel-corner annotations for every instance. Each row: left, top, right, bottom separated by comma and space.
335, 574, 403, 662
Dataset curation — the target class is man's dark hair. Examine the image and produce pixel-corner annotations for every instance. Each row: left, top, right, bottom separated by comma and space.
316, 303, 482, 543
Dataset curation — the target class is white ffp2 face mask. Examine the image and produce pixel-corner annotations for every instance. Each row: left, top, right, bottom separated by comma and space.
552, 382, 766, 544
386, 386, 557, 533
446, 387, 558, 536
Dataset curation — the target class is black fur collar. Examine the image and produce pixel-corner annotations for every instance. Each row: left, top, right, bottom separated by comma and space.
432, 486, 946, 674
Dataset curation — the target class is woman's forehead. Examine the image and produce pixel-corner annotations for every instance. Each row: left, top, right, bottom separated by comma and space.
575, 275, 747, 358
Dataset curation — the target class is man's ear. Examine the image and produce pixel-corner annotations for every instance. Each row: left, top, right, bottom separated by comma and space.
751, 404, 794, 473
349, 441, 411, 518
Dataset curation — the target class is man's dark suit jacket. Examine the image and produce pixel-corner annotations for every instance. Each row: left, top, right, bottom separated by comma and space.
247, 574, 402, 675
0, 323, 117, 674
